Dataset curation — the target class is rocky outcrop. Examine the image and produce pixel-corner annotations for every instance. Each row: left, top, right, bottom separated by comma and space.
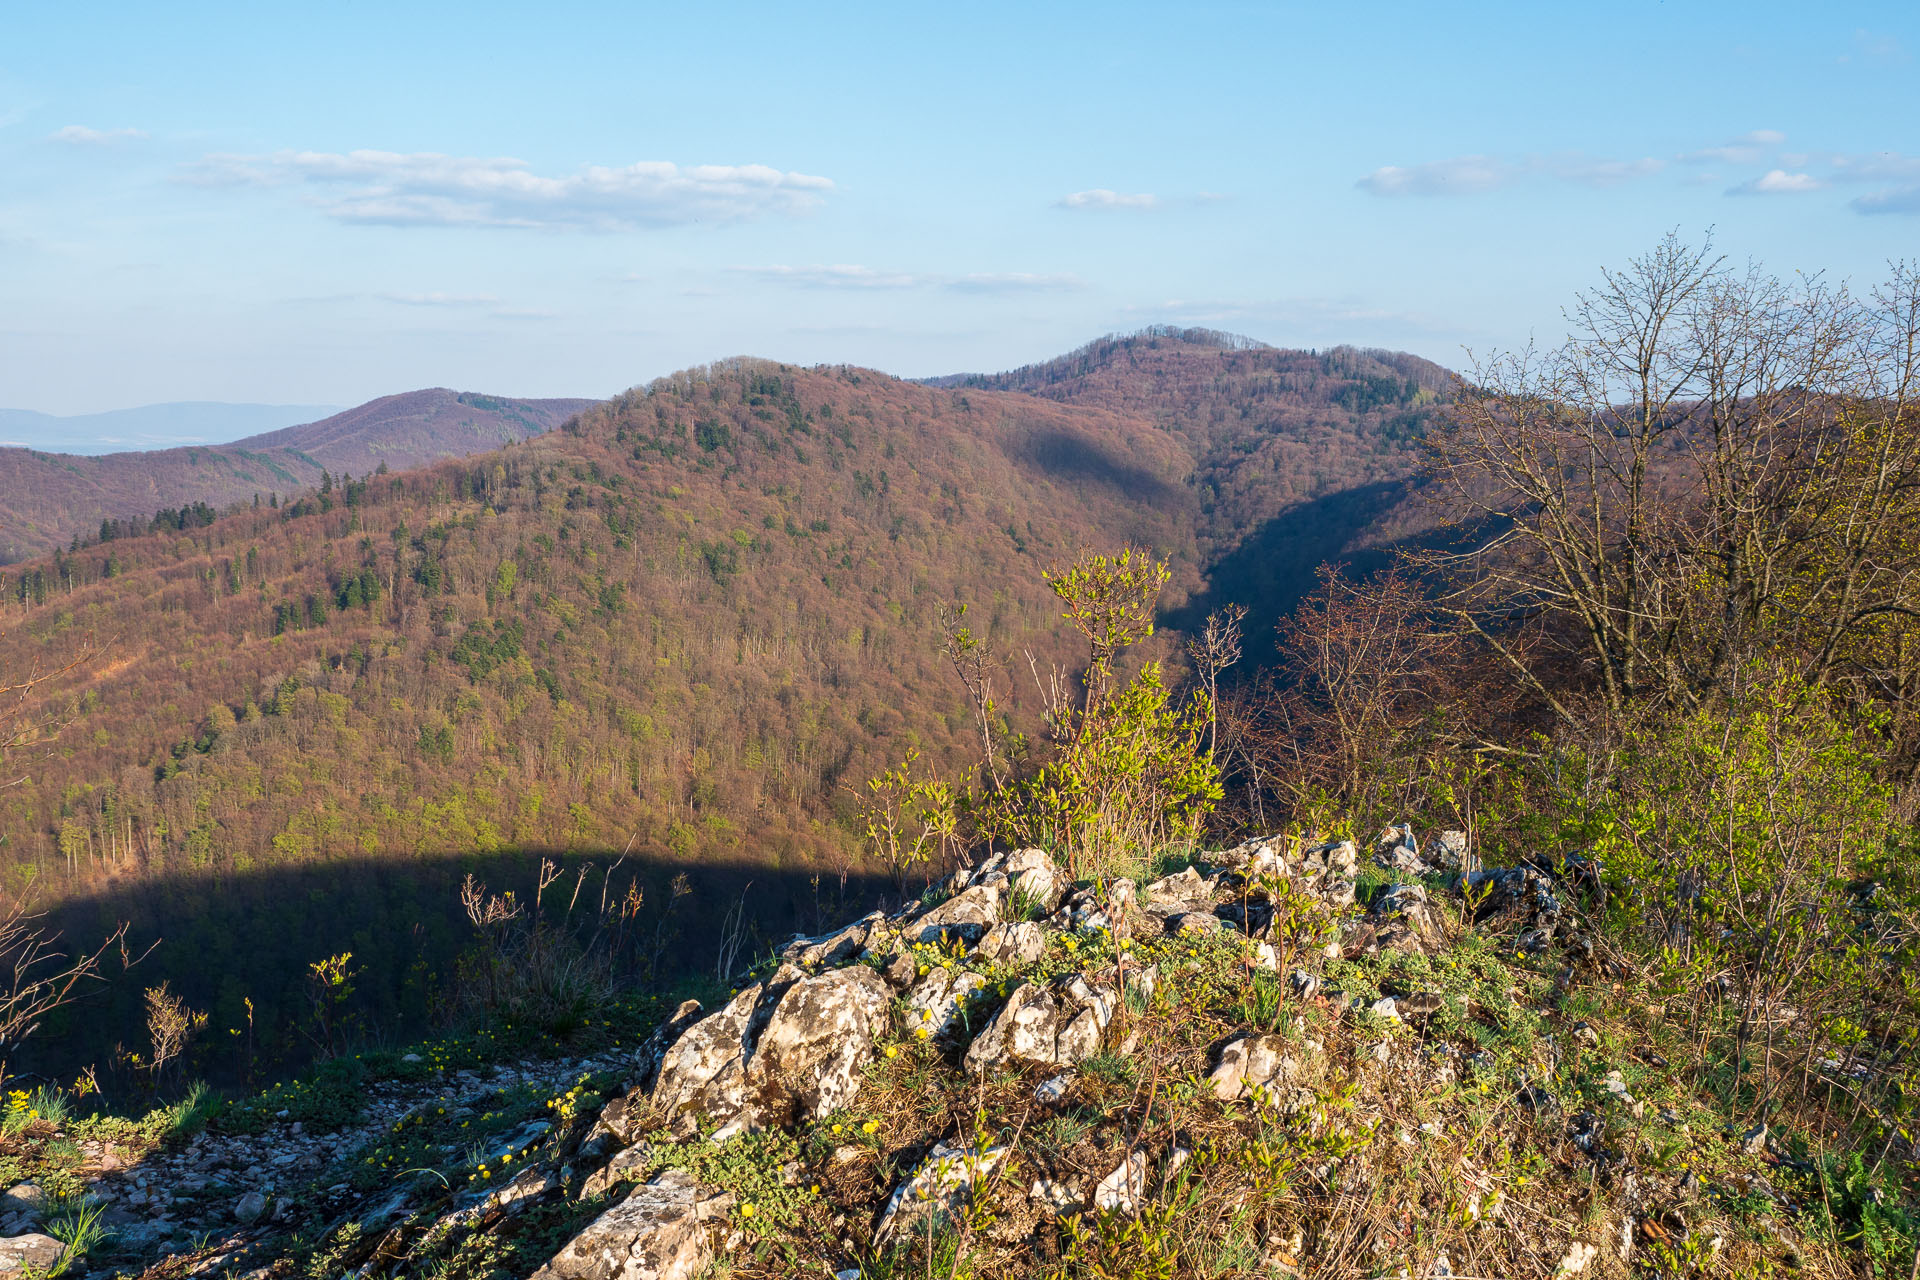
650, 964, 892, 1139
907, 884, 1003, 947
531, 1170, 729, 1280
964, 975, 1117, 1075
1207, 1033, 1321, 1102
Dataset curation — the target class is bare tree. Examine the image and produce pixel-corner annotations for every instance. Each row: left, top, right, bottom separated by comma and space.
1, 632, 101, 789
0, 903, 133, 1082
1419, 234, 1920, 726
1186, 603, 1248, 756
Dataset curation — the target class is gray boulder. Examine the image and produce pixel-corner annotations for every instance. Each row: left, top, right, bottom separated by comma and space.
874, 1142, 1008, 1245
0, 1234, 64, 1273
531, 1170, 727, 1280
1003, 848, 1064, 913
779, 911, 885, 969
964, 975, 1117, 1075
973, 920, 1046, 966
907, 884, 1003, 948
650, 964, 891, 1138
233, 1190, 268, 1225
1208, 1033, 1318, 1101
907, 967, 989, 1045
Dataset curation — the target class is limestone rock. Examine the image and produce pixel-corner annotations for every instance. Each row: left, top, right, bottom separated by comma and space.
963, 976, 1117, 1075
1091, 1151, 1148, 1214
584, 1145, 654, 1200
907, 966, 989, 1045
973, 921, 1046, 966
1166, 911, 1222, 937
1369, 882, 1443, 952
779, 912, 885, 969
233, 1190, 268, 1225
1143, 866, 1211, 906
907, 884, 1002, 948
1003, 848, 1064, 913
1208, 1033, 1318, 1101
1554, 1240, 1598, 1276
532, 1170, 725, 1280
0, 1234, 64, 1273
633, 1000, 704, 1095
746, 965, 895, 1131
649, 965, 890, 1138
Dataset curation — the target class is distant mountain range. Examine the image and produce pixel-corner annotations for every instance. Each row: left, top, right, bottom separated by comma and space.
0, 402, 344, 455
0, 389, 597, 562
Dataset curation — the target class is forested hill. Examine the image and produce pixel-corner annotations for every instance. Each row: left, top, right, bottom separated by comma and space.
0, 361, 1199, 899
0, 390, 595, 564
935, 327, 1450, 549
938, 328, 1456, 658
0, 343, 1455, 899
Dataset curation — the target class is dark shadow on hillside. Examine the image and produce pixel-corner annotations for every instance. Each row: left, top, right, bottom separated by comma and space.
1004, 426, 1178, 504
20, 850, 895, 1091
1169, 480, 1409, 669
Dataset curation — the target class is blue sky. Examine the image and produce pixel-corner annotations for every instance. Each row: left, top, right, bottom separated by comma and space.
4, 0, 1917, 415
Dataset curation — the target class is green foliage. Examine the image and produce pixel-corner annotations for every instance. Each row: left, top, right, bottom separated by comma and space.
989, 659, 1219, 880
448, 619, 524, 682
644, 1127, 820, 1236
222, 1056, 368, 1133
853, 747, 959, 890
1801, 1149, 1917, 1277
40, 1192, 105, 1276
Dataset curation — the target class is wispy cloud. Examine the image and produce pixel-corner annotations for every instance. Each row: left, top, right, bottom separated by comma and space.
181, 149, 833, 230
731, 264, 927, 289
948, 272, 1081, 293
376, 291, 499, 307
734, 265, 1083, 293
1355, 155, 1510, 197
1121, 294, 1459, 342
1056, 188, 1158, 210
1841, 29, 1909, 64
1678, 129, 1786, 165
1727, 169, 1825, 195
50, 124, 148, 146
1358, 152, 1663, 197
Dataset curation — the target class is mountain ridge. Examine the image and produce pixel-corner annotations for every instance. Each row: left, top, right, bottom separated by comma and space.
0, 390, 597, 563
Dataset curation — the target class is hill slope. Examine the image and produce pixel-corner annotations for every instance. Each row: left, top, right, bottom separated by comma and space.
0, 390, 596, 563
939, 328, 1455, 655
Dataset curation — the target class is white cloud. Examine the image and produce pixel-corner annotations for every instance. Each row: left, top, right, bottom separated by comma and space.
1360, 151, 1666, 197
182, 149, 833, 230
1854, 187, 1920, 216
1057, 188, 1158, 210
948, 272, 1082, 293
1680, 129, 1790, 166
1547, 155, 1664, 187
376, 291, 499, 307
50, 124, 148, 146
1843, 29, 1909, 64
734, 265, 1083, 293
1356, 155, 1511, 196
1728, 169, 1825, 195
1822, 151, 1920, 183
731, 264, 927, 289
